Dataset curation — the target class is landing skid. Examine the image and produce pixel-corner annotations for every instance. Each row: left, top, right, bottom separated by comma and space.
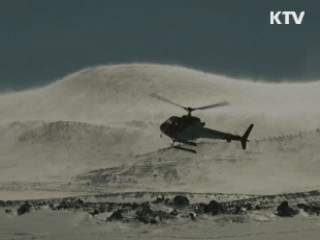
170, 138, 197, 153
173, 145, 197, 154
174, 138, 197, 147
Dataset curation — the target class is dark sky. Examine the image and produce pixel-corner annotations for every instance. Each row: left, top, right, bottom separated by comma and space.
1, 0, 320, 90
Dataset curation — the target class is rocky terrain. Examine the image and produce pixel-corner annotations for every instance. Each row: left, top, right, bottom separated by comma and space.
1, 190, 319, 225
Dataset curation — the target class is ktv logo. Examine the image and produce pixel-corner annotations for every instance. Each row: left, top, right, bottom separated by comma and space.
270, 11, 305, 24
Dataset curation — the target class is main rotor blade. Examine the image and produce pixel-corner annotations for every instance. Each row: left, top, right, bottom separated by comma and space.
150, 94, 186, 109
193, 101, 229, 110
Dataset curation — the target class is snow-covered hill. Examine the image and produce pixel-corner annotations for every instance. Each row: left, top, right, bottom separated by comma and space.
0, 64, 319, 196
76, 129, 320, 194
1, 64, 320, 135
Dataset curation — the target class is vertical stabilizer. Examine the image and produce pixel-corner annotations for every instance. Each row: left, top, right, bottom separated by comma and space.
241, 124, 254, 150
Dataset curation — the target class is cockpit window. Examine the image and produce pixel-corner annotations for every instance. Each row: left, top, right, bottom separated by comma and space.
165, 117, 181, 127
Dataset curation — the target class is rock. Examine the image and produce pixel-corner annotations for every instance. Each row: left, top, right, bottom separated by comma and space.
136, 204, 153, 224
73, 198, 84, 209
57, 200, 71, 210
107, 210, 123, 221
297, 203, 320, 215
153, 195, 165, 204
189, 212, 196, 220
136, 210, 166, 224
5, 209, 12, 214
169, 209, 179, 216
173, 195, 190, 207
149, 218, 158, 224
135, 203, 171, 224
48, 203, 56, 210
204, 200, 224, 215
17, 201, 32, 216
89, 208, 100, 216
276, 201, 298, 217
244, 203, 252, 211
137, 216, 149, 224
193, 203, 206, 214
297, 203, 309, 212
0, 200, 5, 207
97, 203, 107, 213
234, 205, 242, 214
130, 202, 139, 210
254, 204, 261, 210
5, 201, 13, 207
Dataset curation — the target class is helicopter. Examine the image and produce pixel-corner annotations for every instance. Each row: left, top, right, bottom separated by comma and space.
151, 94, 254, 153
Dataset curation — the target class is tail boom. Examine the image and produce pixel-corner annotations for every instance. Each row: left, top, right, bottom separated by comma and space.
195, 123, 254, 150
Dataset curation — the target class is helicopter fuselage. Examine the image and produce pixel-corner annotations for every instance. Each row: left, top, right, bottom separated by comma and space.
160, 115, 254, 150
160, 115, 204, 141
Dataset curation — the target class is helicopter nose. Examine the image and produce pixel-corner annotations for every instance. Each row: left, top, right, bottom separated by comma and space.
160, 123, 165, 132
160, 123, 167, 134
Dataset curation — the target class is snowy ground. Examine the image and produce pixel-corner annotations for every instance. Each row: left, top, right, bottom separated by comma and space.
1, 211, 319, 240
1, 191, 320, 240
